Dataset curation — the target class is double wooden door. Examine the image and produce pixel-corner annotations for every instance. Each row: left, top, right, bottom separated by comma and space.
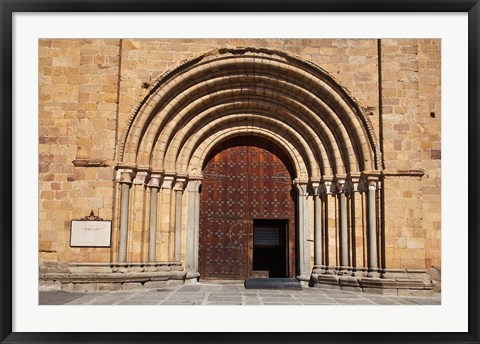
199, 137, 296, 280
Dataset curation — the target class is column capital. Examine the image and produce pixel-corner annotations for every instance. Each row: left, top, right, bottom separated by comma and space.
174, 177, 187, 191
147, 174, 162, 188
334, 174, 348, 194
117, 169, 134, 184
348, 172, 362, 192
161, 175, 175, 189
185, 179, 202, 192
133, 171, 149, 185
361, 171, 381, 191
294, 181, 309, 196
320, 175, 335, 195
311, 181, 320, 196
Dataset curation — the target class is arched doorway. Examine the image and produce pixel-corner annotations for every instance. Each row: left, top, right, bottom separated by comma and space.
116, 47, 383, 286
199, 137, 296, 280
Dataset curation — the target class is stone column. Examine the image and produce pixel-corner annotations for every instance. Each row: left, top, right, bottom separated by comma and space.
147, 174, 161, 262
348, 172, 361, 276
321, 176, 334, 274
173, 178, 186, 262
295, 181, 310, 282
160, 175, 175, 260
185, 179, 201, 282
336, 175, 348, 274
312, 182, 323, 268
118, 169, 133, 263
364, 173, 380, 277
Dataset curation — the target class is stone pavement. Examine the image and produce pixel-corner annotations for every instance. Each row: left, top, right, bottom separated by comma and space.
39, 282, 441, 305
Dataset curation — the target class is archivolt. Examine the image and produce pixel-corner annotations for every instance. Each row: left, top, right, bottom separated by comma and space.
118, 47, 381, 179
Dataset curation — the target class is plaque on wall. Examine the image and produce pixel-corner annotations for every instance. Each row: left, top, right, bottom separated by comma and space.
70, 211, 112, 247
254, 227, 280, 246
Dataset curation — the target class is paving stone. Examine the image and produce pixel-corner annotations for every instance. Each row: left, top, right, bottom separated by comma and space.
162, 300, 204, 305
117, 300, 161, 305
263, 302, 302, 305
130, 293, 172, 301
177, 285, 203, 292
39, 291, 86, 305
300, 300, 338, 305
206, 301, 243, 305
38, 284, 442, 306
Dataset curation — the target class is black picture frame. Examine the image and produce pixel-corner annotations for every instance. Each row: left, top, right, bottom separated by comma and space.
1, 1, 478, 343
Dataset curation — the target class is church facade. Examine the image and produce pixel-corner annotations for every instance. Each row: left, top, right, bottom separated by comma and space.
39, 39, 441, 295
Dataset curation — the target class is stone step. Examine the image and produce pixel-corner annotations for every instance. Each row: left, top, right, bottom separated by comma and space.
244, 278, 302, 290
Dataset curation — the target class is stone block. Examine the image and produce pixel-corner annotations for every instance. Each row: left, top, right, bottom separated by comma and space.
338, 276, 361, 288
72, 283, 97, 292
61, 283, 76, 291
362, 287, 398, 296
95, 273, 126, 283
122, 282, 144, 290
360, 277, 396, 289
44, 272, 70, 282
395, 279, 428, 289
70, 272, 96, 283
96, 283, 122, 291
144, 281, 168, 289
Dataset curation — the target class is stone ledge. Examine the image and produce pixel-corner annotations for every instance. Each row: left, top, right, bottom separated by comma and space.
310, 271, 436, 296
39, 262, 187, 290
72, 159, 109, 167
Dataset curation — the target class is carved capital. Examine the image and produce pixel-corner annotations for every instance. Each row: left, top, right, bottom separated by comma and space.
117, 169, 134, 184
294, 181, 309, 196
348, 172, 362, 192
161, 175, 175, 189
334, 174, 348, 194
361, 171, 381, 191
174, 178, 187, 192
185, 179, 202, 193
133, 171, 149, 185
147, 174, 162, 189
320, 175, 335, 195
311, 181, 320, 196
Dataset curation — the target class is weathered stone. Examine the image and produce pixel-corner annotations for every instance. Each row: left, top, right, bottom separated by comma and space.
144, 281, 168, 289
122, 283, 144, 290
95, 283, 122, 291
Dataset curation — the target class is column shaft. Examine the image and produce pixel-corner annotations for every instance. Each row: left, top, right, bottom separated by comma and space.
296, 184, 310, 279
174, 190, 183, 262
119, 182, 130, 263
339, 192, 348, 269
367, 188, 378, 270
185, 180, 201, 280
148, 187, 158, 262
314, 194, 323, 266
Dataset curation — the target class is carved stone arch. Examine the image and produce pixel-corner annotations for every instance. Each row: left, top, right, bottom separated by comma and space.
117, 47, 381, 176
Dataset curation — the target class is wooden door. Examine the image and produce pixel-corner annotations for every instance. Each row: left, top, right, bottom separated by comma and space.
199, 137, 295, 279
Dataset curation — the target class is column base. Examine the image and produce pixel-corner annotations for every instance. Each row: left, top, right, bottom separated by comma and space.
309, 268, 436, 295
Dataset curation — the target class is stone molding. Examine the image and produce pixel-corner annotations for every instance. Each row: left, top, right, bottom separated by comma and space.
39, 262, 186, 291
72, 159, 109, 167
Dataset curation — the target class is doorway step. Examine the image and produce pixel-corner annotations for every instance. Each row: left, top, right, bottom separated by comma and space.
244, 278, 302, 290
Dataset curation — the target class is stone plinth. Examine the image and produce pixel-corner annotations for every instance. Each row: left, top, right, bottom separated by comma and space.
39, 262, 186, 291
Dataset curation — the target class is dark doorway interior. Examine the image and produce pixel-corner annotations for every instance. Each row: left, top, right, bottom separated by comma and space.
252, 219, 288, 278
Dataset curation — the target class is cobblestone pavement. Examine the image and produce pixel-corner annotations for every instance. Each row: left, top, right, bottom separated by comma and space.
39, 282, 441, 305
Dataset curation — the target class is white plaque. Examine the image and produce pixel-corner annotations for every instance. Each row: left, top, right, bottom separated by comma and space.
70, 220, 112, 247
254, 227, 280, 246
